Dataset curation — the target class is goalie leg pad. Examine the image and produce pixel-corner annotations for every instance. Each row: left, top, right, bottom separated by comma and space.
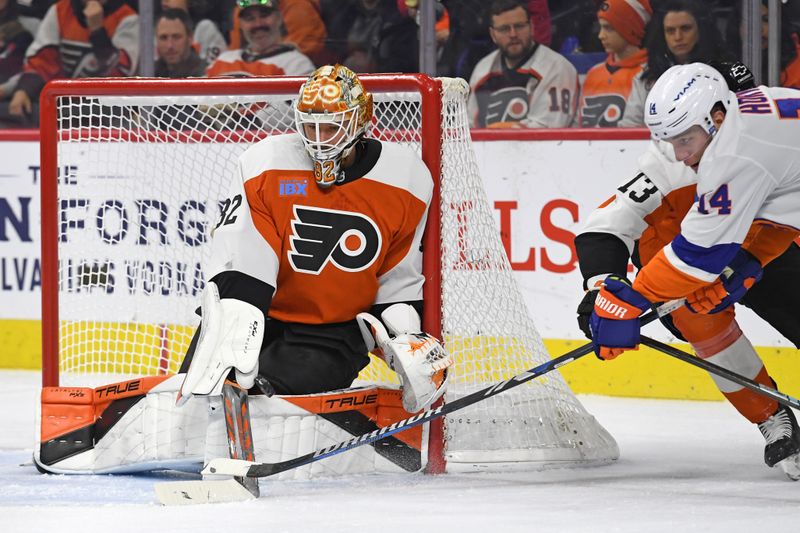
204, 387, 428, 480
35, 374, 208, 474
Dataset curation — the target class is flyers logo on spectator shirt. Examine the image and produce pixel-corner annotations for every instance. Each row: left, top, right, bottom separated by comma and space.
581, 94, 627, 127
288, 206, 381, 275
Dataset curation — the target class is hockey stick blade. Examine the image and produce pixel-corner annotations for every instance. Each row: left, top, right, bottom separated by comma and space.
204, 307, 670, 479
155, 478, 258, 505
640, 335, 800, 410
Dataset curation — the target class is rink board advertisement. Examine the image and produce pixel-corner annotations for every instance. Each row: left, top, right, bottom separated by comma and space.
2, 134, 798, 399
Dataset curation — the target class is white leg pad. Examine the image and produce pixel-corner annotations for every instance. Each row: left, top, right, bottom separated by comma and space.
204, 387, 428, 480
37, 377, 427, 479
35, 374, 208, 474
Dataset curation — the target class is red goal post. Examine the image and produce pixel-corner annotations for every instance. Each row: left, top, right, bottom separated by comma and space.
38, 74, 619, 473
39, 74, 443, 387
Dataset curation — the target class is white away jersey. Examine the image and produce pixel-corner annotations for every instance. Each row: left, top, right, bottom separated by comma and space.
670, 86, 800, 279
633, 86, 800, 301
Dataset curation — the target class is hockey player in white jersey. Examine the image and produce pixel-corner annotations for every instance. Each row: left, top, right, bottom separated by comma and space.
584, 62, 800, 478
468, 0, 578, 128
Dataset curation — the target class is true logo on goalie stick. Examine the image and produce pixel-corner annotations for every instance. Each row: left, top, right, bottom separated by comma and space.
288, 205, 381, 275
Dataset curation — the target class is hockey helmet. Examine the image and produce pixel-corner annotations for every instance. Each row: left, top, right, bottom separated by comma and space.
294, 64, 374, 187
645, 63, 732, 141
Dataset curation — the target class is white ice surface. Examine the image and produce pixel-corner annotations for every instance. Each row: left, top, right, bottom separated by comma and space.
2, 369, 799, 532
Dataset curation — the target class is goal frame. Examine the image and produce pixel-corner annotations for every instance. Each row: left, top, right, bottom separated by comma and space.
39, 74, 446, 471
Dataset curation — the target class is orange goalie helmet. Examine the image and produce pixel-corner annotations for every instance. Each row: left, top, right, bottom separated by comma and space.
294, 65, 374, 187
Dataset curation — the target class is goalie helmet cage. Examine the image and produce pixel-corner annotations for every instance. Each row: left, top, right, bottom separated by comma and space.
39, 74, 619, 474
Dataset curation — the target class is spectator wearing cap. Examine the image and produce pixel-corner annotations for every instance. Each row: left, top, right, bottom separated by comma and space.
207, 0, 314, 77
155, 8, 207, 77
578, 0, 651, 127
229, 0, 328, 66
467, 0, 578, 128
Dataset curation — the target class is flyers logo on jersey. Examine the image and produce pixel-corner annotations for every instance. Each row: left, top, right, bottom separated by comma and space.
581, 95, 626, 127
485, 86, 532, 125
288, 206, 381, 274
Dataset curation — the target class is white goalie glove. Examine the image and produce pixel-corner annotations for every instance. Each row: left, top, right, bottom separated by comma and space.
356, 304, 453, 412
178, 281, 265, 405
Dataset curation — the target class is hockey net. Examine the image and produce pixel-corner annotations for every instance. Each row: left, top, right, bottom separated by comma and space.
40, 75, 618, 472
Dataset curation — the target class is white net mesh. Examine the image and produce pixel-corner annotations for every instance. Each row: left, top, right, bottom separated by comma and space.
437, 79, 617, 468
46, 76, 617, 470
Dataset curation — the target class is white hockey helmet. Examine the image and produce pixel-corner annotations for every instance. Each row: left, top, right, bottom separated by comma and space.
644, 63, 732, 140
294, 64, 374, 187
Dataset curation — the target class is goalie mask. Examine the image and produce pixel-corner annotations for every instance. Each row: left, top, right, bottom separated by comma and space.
294, 65, 374, 188
645, 63, 731, 141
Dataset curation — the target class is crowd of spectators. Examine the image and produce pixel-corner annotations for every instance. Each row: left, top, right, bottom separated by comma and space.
0, 0, 798, 129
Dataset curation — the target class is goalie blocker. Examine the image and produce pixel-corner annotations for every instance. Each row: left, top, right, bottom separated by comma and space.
35, 375, 430, 477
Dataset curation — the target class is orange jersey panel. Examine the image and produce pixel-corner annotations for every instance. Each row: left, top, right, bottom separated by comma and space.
244, 170, 428, 324
638, 184, 696, 265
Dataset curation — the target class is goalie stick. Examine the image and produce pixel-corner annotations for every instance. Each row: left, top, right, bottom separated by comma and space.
201, 301, 683, 480
156, 382, 259, 505
640, 335, 800, 410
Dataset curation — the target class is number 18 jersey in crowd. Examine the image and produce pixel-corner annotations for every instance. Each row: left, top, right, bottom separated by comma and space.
468, 43, 579, 128
206, 133, 433, 325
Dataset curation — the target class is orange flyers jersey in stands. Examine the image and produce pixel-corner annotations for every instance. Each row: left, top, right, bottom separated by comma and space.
206, 46, 314, 77
579, 49, 647, 127
634, 85, 800, 302
206, 133, 433, 325
24, 0, 138, 81
467, 44, 579, 128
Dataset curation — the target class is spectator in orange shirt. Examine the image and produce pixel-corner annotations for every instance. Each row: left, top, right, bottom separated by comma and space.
578, 0, 651, 127
208, 0, 313, 77
9, 0, 139, 122
280, 0, 326, 64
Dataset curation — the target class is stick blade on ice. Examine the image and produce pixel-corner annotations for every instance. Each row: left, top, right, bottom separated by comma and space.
155, 479, 257, 505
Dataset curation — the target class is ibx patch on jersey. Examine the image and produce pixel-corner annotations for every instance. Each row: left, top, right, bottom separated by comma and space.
279, 179, 309, 196
288, 205, 382, 275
